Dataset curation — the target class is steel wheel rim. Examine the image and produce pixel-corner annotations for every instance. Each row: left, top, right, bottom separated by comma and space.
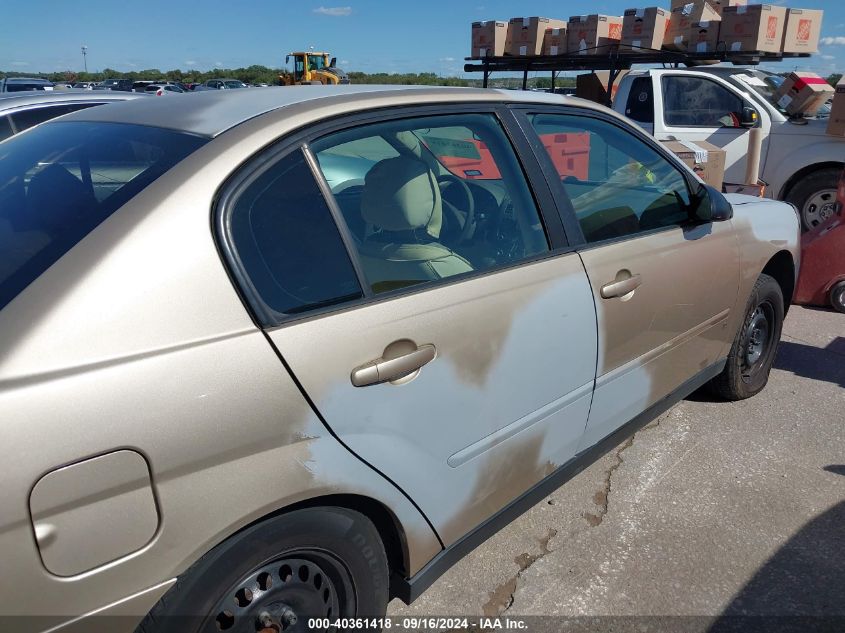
803, 188, 837, 229
833, 284, 845, 310
205, 550, 353, 633
741, 302, 775, 382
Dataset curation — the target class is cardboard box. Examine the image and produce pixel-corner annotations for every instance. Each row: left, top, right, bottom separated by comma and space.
507, 17, 555, 56
661, 140, 726, 190
721, 4, 786, 54
774, 72, 835, 116
688, 20, 721, 53
576, 70, 630, 105
567, 15, 624, 55
471, 21, 508, 57
826, 79, 845, 137
672, 0, 745, 16
621, 7, 670, 52
542, 21, 569, 55
781, 8, 823, 54
665, 2, 721, 51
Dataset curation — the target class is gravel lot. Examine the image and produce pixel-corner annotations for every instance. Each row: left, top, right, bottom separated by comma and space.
389, 305, 845, 629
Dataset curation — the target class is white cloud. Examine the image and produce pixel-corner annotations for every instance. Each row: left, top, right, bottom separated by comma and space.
313, 6, 352, 16
820, 36, 845, 45
439, 57, 456, 62
185, 60, 196, 66
9, 61, 29, 67
822, 55, 835, 60
214, 61, 224, 68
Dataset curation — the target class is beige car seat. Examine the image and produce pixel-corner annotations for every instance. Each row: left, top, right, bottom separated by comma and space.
360, 156, 473, 293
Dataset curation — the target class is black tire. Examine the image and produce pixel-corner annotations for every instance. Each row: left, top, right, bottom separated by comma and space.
137, 508, 389, 633
709, 273, 784, 401
785, 167, 841, 232
831, 281, 845, 314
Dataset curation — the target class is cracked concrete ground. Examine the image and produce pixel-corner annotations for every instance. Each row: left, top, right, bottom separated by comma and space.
388, 306, 845, 621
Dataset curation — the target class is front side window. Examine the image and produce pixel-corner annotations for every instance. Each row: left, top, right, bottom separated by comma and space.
662, 76, 744, 127
311, 113, 549, 295
0, 121, 207, 312
528, 113, 692, 244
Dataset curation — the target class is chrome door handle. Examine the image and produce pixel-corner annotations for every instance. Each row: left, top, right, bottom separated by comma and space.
601, 273, 642, 299
351, 344, 437, 387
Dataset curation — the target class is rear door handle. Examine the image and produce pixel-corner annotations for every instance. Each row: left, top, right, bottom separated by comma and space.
351, 344, 437, 387
601, 273, 643, 299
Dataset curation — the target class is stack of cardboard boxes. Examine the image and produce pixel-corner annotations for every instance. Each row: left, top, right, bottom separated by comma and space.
470, 4, 823, 58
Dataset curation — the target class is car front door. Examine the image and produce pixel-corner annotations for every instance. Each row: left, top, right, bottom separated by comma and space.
518, 108, 741, 448
218, 107, 598, 546
655, 72, 767, 184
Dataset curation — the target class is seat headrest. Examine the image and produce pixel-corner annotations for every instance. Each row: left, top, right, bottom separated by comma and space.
361, 156, 442, 237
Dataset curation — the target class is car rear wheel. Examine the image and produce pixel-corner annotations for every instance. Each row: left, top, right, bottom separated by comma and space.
709, 274, 784, 401
785, 168, 841, 232
831, 281, 845, 314
136, 508, 389, 633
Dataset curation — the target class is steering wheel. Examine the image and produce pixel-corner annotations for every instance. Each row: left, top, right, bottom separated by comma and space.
436, 174, 475, 244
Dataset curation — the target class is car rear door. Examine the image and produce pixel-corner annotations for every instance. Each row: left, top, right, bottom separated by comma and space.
515, 106, 740, 448
217, 105, 598, 546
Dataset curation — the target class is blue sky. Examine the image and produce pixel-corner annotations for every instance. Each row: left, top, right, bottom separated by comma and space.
1, 1, 843, 76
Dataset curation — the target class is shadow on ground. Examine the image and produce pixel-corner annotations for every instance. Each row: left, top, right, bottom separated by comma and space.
774, 338, 845, 389
707, 465, 845, 633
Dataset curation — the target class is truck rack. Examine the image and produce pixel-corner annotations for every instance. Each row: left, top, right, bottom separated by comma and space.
464, 48, 812, 103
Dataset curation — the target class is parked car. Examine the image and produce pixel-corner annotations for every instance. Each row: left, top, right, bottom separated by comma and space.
795, 167, 845, 312
0, 90, 144, 142
144, 83, 185, 96
203, 78, 247, 89
0, 77, 54, 92
613, 67, 843, 232
72, 82, 96, 90
0, 86, 800, 631
131, 80, 157, 92
96, 78, 134, 92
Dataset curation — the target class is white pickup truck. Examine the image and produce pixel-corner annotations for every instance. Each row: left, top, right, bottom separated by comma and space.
612, 66, 843, 231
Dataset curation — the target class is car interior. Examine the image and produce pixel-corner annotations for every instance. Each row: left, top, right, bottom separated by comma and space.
311, 114, 549, 294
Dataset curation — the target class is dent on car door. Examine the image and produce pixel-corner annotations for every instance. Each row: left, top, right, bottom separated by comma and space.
524, 111, 740, 448
219, 110, 598, 547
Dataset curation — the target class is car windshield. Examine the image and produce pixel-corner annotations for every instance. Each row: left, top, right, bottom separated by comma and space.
7, 84, 48, 92
730, 70, 831, 118
0, 121, 207, 312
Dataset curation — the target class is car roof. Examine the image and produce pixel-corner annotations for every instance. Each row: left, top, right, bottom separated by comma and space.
61, 84, 595, 138
0, 90, 144, 111
1, 77, 53, 83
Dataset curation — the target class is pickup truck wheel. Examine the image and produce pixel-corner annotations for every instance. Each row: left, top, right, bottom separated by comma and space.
709, 274, 783, 401
136, 508, 389, 633
831, 281, 845, 314
785, 168, 840, 232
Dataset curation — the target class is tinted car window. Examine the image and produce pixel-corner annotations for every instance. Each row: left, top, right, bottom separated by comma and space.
9, 103, 101, 134
662, 76, 744, 127
0, 121, 207, 312
528, 113, 692, 243
227, 149, 363, 316
625, 76, 654, 124
312, 113, 549, 295
0, 116, 12, 142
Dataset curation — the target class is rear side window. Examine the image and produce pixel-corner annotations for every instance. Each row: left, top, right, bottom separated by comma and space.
625, 77, 654, 124
0, 116, 12, 142
9, 103, 101, 134
0, 121, 207, 312
226, 149, 363, 317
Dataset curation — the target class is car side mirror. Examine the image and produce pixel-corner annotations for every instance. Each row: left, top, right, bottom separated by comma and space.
691, 184, 733, 223
740, 106, 759, 128
330, 57, 337, 67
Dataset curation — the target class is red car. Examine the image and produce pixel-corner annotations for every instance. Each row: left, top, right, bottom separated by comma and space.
794, 168, 845, 313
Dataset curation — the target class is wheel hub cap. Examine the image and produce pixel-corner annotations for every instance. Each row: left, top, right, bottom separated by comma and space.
743, 306, 771, 373
803, 189, 837, 229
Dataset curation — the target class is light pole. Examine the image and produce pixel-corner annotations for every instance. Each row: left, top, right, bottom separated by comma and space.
81, 45, 88, 73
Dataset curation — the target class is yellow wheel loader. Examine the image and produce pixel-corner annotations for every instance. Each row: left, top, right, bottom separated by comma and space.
279, 52, 350, 86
